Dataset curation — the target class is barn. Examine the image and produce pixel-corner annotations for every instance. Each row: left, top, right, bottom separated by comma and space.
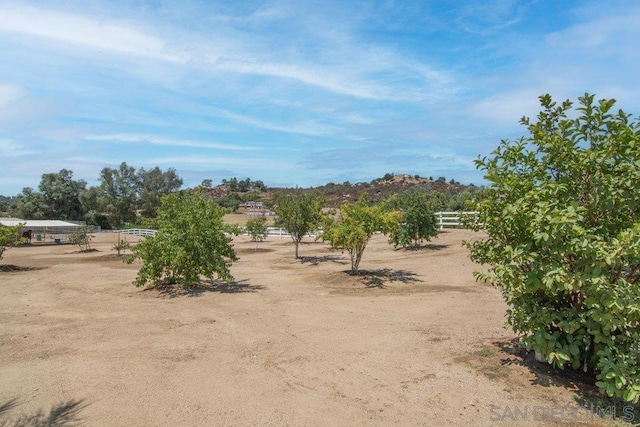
0, 218, 82, 244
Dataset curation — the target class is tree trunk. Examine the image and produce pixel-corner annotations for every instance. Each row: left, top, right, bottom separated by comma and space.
294, 241, 299, 258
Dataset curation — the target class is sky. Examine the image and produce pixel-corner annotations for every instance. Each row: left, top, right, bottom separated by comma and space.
1, 0, 640, 195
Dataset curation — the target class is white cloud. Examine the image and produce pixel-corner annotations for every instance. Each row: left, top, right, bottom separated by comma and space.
0, 5, 185, 62
143, 155, 291, 170
0, 138, 36, 157
0, 83, 21, 108
210, 108, 338, 137
0, 4, 455, 102
467, 89, 544, 125
84, 134, 260, 151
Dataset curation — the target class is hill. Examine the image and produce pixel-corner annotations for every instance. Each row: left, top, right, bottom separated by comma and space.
198, 173, 481, 211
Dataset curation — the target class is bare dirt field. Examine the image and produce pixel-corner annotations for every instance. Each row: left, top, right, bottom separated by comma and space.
0, 230, 636, 426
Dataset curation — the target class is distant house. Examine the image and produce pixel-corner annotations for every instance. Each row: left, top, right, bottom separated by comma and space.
239, 201, 265, 209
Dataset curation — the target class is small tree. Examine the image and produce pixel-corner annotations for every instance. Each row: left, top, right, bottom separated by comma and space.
69, 225, 94, 252
321, 196, 394, 274
273, 190, 324, 258
384, 191, 442, 248
113, 234, 131, 256
128, 191, 239, 289
0, 224, 24, 261
245, 216, 268, 242
466, 94, 640, 403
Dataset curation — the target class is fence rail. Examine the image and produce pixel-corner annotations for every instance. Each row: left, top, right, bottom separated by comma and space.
111, 212, 479, 239
113, 228, 157, 237
435, 211, 479, 230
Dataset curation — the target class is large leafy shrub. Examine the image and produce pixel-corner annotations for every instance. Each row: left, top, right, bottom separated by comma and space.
466, 94, 640, 402
128, 191, 238, 289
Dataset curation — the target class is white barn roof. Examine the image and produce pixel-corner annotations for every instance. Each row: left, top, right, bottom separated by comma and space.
0, 218, 81, 228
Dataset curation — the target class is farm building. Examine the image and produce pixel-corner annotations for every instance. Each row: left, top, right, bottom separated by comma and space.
0, 217, 82, 244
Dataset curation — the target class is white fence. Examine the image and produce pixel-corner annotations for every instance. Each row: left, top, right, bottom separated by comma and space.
113, 228, 157, 237
264, 227, 321, 239
435, 211, 479, 230
110, 212, 479, 240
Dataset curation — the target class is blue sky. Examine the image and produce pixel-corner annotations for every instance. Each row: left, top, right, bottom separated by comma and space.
1, 0, 639, 194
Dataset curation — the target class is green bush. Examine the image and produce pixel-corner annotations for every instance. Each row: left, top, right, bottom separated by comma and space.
466, 94, 640, 402
128, 191, 239, 289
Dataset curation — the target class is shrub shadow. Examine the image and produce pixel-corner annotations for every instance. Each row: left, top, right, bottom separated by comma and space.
299, 255, 347, 266
354, 268, 423, 289
0, 265, 46, 273
395, 243, 449, 252
493, 338, 640, 423
0, 398, 19, 415
0, 398, 87, 426
151, 278, 265, 298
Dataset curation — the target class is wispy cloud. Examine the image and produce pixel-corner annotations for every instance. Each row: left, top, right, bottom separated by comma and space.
0, 5, 184, 62
0, 138, 36, 157
1, 1, 639, 194
0, 83, 21, 108
209, 108, 337, 137
84, 134, 260, 151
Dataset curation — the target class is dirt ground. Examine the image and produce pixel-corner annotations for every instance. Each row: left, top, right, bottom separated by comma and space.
0, 230, 637, 426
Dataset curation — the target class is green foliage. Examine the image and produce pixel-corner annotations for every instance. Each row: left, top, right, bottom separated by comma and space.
39, 169, 87, 220
128, 191, 239, 289
137, 166, 183, 218
384, 191, 442, 248
273, 190, 324, 258
321, 196, 394, 274
10, 171, 86, 220
9, 187, 46, 219
113, 236, 131, 256
98, 162, 140, 228
0, 195, 12, 213
446, 186, 486, 211
216, 193, 241, 211
466, 93, 640, 403
222, 177, 266, 192
69, 226, 94, 252
0, 224, 24, 261
245, 216, 268, 242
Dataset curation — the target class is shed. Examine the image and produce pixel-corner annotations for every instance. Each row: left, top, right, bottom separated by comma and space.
0, 217, 82, 243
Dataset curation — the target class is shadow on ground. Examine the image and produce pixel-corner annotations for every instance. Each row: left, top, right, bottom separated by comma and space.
486, 338, 640, 423
395, 243, 450, 252
299, 255, 347, 266
0, 265, 46, 273
150, 278, 265, 298
0, 398, 88, 427
354, 268, 423, 288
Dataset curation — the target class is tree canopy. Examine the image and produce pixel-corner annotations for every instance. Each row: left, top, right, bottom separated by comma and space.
384, 190, 443, 248
466, 93, 640, 403
7, 163, 183, 229
273, 190, 324, 258
128, 191, 238, 289
321, 196, 395, 274
0, 224, 24, 262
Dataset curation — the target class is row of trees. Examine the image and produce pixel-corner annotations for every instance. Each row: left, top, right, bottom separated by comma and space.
270, 188, 444, 273
126, 186, 445, 289
6, 162, 183, 229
